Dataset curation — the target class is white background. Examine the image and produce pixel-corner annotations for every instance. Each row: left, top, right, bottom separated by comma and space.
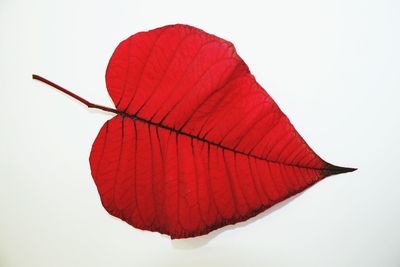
1, 0, 399, 266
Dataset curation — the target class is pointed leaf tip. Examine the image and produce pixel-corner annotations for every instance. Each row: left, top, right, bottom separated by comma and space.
323, 164, 357, 176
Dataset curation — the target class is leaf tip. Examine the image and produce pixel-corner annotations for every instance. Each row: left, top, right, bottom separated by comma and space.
323, 164, 357, 176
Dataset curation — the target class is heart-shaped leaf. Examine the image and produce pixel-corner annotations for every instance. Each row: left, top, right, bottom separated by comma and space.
33, 24, 355, 239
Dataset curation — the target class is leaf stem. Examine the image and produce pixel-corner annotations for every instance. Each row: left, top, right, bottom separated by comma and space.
32, 74, 119, 114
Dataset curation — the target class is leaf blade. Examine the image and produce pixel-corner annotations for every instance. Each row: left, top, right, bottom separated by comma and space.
90, 24, 355, 239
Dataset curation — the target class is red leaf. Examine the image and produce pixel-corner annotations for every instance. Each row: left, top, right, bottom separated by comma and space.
33, 24, 355, 239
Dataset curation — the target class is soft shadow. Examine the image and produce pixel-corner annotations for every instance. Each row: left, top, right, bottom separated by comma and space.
171, 190, 306, 249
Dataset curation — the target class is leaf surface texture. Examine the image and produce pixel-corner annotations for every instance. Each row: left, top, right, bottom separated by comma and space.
89, 24, 353, 239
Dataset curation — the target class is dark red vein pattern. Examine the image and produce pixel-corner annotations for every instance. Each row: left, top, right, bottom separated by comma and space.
89, 24, 355, 239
